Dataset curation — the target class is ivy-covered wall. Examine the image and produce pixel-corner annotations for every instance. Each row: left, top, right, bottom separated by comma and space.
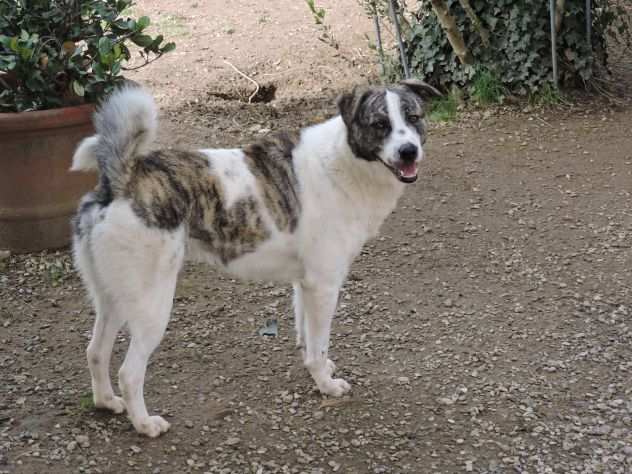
403, 0, 628, 94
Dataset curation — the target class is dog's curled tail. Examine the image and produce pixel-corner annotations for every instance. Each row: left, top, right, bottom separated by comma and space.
70, 85, 158, 192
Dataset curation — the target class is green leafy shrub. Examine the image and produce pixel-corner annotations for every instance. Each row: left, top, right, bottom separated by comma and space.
0, 0, 175, 112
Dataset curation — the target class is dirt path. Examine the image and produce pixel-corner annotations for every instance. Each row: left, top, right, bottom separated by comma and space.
2, 1, 632, 473
127, 0, 376, 107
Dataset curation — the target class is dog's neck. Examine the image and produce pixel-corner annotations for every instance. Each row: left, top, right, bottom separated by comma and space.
309, 116, 406, 237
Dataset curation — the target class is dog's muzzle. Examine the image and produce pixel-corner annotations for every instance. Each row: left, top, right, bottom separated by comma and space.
382, 143, 420, 183
381, 160, 418, 183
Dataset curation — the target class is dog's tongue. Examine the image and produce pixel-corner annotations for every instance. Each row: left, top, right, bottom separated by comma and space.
398, 162, 418, 178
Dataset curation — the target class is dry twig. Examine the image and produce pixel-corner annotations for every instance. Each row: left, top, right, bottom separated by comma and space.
223, 59, 260, 104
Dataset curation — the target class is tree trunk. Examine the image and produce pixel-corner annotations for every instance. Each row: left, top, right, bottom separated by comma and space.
555, 0, 566, 32
430, 0, 473, 65
458, 0, 490, 47
394, 0, 413, 37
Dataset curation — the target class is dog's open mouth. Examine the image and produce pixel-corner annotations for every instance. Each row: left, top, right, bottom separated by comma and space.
382, 161, 418, 183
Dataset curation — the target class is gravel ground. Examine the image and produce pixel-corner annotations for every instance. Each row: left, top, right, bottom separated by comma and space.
1, 95, 631, 473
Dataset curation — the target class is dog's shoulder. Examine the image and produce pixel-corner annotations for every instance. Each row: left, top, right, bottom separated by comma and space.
241, 131, 302, 233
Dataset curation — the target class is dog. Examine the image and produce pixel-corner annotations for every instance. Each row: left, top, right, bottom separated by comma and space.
70, 80, 440, 437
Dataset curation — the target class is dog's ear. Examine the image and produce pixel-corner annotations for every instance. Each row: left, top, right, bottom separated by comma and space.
337, 87, 371, 129
400, 79, 443, 100
337, 91, 355, 128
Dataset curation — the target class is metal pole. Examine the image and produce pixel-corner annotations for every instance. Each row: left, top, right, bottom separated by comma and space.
550, 0, 558, 88
388, 0, 411, 79
372, 3, 386, 77
586, 0, 592, 51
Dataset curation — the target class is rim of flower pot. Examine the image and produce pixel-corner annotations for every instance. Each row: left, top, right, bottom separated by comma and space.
0, 103, 95, 133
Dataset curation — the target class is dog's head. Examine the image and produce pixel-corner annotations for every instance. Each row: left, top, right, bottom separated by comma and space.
338, 79, 441, 183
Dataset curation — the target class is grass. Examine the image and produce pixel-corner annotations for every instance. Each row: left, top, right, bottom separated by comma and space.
529, 83, 564, 106
471, 68, 505, 106
79, 393, 95, 411
427, 90, 459, 122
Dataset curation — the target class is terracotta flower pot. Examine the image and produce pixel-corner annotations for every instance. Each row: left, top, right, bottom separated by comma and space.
0, 104, 97, 253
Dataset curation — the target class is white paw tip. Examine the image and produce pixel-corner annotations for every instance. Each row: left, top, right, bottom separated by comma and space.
320, 378, 351, 397
95, 396, 126, 414
136, 415, 171, 438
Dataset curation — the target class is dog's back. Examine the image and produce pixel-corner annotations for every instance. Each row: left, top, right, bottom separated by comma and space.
72, 86, 303, 267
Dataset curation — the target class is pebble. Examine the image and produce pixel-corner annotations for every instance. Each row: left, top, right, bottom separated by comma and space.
75, 435, 90, 448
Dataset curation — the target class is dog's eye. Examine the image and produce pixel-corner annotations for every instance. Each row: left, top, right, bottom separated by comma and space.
407, 114, 421, 123
372, 119, 390, 130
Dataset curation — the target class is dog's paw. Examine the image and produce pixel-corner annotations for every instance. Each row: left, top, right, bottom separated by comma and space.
95, 395, 126, 414
319, 378, 351, 397
134, 415, 171, 438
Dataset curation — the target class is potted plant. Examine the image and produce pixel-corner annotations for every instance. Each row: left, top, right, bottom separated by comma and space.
0, 0, 174, 252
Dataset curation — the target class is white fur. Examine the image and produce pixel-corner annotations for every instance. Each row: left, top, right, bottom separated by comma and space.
70, 135, 99, 171
74, 96, 416, 437
97, 86, 158, 160
76, 202, 184, 436
381, 91, 423, 178
70, 86, 158, 189
199, 149, 256, 209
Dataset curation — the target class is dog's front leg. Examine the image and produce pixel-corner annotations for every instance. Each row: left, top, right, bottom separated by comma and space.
301, 282, 351, 397
293, 282, 305, 350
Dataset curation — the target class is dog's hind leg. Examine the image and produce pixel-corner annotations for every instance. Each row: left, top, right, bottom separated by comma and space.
87, 294, 126, 413
113, 235, 184, 437
301, 282, 351, 397
75, 232, 126, 414
81, 203, 185, 437
117, 274, 178, 438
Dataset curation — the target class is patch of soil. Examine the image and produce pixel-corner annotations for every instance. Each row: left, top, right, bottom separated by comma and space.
126, 0, 376, 108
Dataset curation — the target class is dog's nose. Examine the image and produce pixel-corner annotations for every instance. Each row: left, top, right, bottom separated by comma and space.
399, 143, 418, 162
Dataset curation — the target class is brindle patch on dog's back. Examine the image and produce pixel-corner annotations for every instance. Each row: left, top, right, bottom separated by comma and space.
243, 131, 301, 232
125, 150, 270, 263
126, 150, 209, 230
189, 191, 269, 264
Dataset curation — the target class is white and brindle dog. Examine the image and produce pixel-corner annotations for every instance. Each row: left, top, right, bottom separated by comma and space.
71, 80, 440, 437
